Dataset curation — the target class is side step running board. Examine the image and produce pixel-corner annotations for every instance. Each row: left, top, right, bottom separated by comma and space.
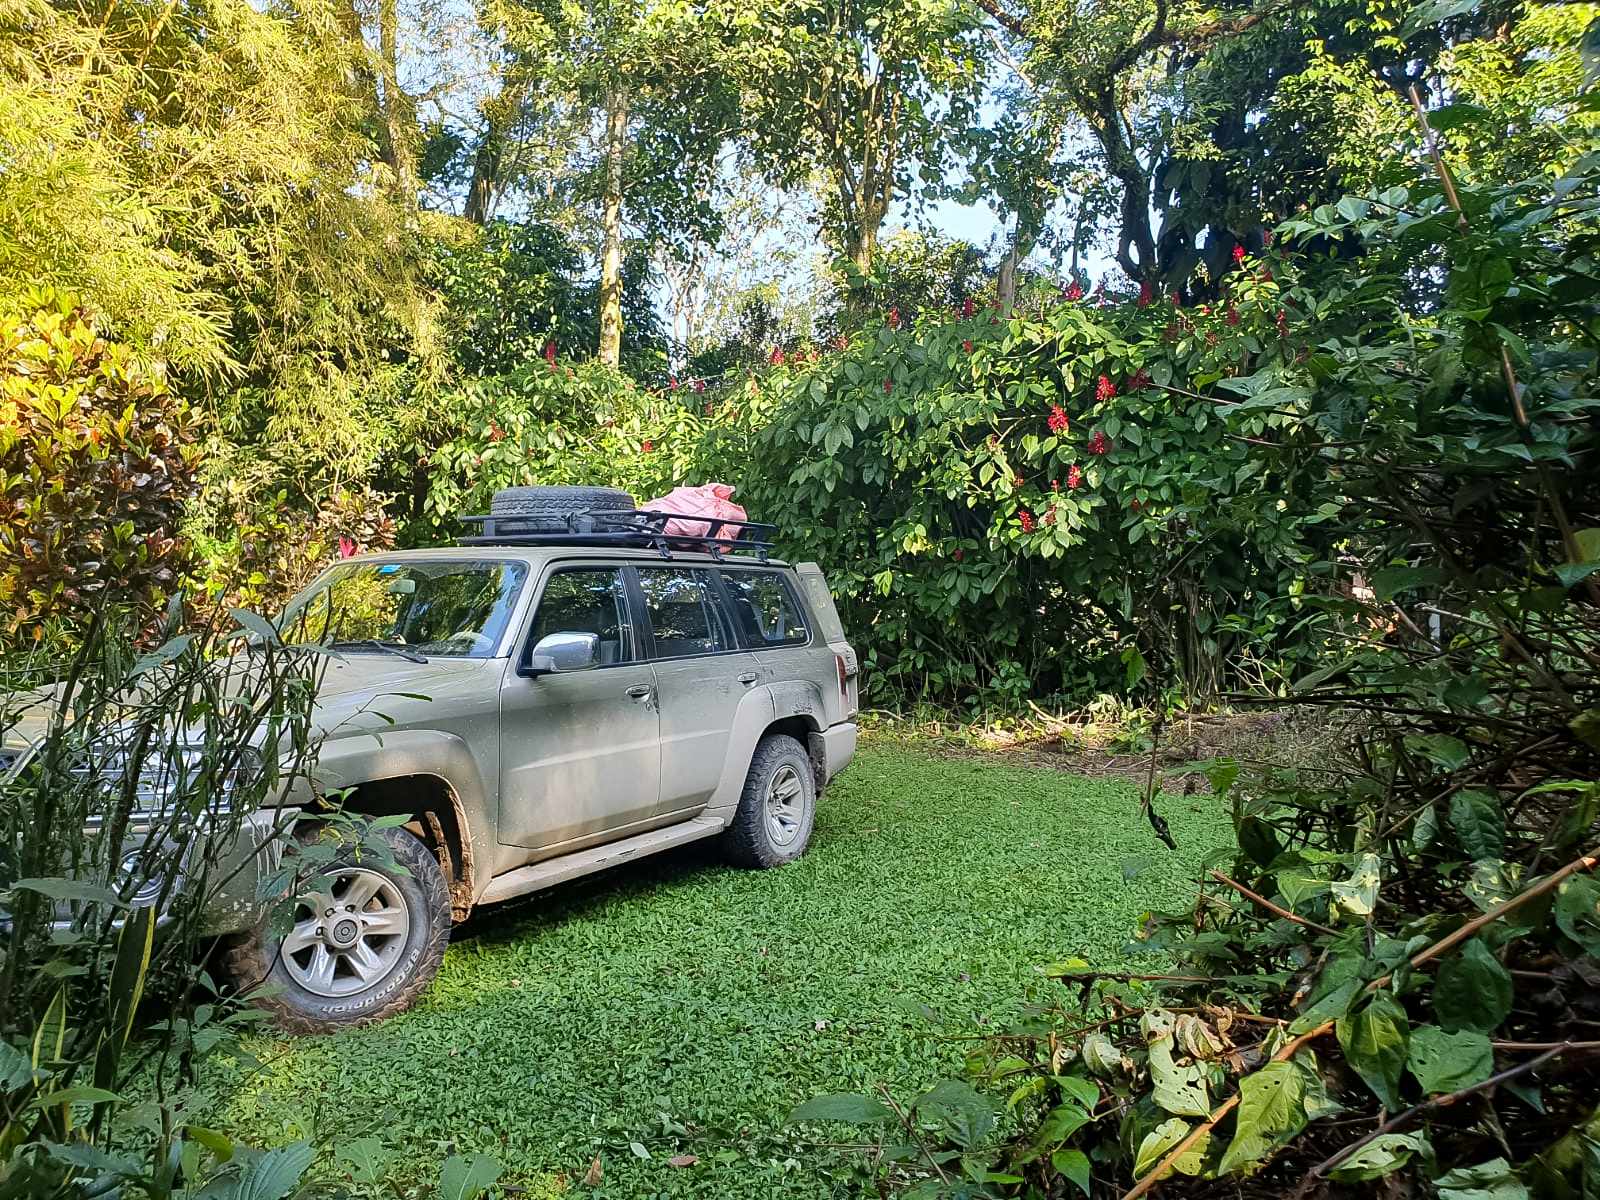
478, 815, 725, 906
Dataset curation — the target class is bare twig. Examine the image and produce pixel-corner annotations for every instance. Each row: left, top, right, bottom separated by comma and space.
1209, 870, 1339, 937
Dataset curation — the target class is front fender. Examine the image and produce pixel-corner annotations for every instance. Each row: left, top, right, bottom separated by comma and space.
289, 729, 495, 901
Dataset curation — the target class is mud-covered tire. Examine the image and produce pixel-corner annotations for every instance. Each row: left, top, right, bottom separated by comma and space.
488, 485, 635, 533
720, 734, 817, 868
224, 825, 451, 1034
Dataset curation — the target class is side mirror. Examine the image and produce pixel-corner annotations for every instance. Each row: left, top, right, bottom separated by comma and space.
520, 631, 601, 677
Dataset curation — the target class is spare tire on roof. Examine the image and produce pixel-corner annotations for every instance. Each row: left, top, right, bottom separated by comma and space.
487, 486, 636, 535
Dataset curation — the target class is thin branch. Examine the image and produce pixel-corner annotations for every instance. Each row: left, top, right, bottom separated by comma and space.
1209, 870, 1338, 937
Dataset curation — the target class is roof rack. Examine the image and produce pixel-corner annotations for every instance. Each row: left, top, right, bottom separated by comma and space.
457, 508, 779, 563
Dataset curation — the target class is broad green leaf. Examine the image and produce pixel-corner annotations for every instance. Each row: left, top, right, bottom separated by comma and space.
439, 1153, 501, 1200
0, 1039, 31, 1090
915, 1080, 994, 1148
1330, 853, 1381, 918
1435, 939, 1512, 1032
8, 878, 127, 907
1554, 876, 1600, 956
1135, 1118, 1199, 1178
1149, 1038, 1209, 1118
1406, 734, 1470, 771
1328, 1132, 1427, 1182
1336, 992, 1408, 1111
1448, 790, 1506, 860
1408, 1025, 1492, 1094
233, 1141, 314, 1200
1051, 1148, 1092, 1195
1082, 1032, 1128, 1077
1216, 1061, 1310, 1175
1434, 1156, 1529, 1200
789, 1093, 893, 1124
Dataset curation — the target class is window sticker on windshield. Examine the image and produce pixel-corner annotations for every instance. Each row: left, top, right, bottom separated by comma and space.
377, 564, 400, 574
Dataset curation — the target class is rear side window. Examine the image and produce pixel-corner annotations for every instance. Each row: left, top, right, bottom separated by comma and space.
637, 568, 731, 659
723, 570, 809, 648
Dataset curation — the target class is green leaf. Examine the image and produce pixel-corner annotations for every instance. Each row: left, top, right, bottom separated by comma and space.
1448, 790, 1506, 860
790, 1093, 893, 1124
232, 1141, 314, 1200
915, 1080, 995, 1148
1216, 1061, 1311, 1175
438, 1154, 501, 1200
1328, 1132, 1427, 1182
230, 608, 281, 645
1434, 1157, 1529, 1200
1554, 876, 1600, 956
0, 1039, 31, 1090
1051, 1148, 1092, 1195
1408, 1025, 1492, 1094
1371, 565, 1443, 601
1435, 939, 1513, 1032
1149, 1039, 1210, 1118
1337, 992, 1408, 1111
1330, 853, 1381, 919
1134, 1118, 1195, 1178
1406, 734, 1470, 771
8, 878, 127, 907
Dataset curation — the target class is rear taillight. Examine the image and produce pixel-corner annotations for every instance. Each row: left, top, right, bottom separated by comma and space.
835, 652, 853, 703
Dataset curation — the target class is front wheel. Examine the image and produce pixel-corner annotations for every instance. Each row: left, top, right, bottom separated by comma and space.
720, 733, 817, 868
225, 824, 451, 1034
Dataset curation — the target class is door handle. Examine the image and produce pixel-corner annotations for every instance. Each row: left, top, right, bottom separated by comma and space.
625, 684, 653, 699
737, 672, 759, 686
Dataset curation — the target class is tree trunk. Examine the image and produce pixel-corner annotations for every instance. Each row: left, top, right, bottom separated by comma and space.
597, 86, 629, 367
377, 0, 417, 206
464, 120, 505, 224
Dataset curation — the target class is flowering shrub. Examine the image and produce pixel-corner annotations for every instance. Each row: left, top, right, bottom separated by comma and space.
0, 289, 200, 642
416, 258, 1327, 708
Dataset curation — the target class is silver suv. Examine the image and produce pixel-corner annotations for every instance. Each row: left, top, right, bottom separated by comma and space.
217, 535, 860, 1031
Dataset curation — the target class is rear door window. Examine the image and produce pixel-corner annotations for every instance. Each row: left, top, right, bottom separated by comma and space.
723, 570, 810, 648
636, 568, 733, 659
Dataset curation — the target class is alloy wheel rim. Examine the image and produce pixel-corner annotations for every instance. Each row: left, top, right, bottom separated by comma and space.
765, 764, 806, 848
281, 867, 410, 998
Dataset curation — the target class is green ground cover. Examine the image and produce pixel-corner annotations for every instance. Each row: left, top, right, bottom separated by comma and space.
199, 741, 1232, 1197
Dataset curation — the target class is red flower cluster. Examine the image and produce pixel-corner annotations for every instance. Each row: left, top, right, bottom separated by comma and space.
1095, 374, 1116, 403
641, 439, 654, 454
953, 548, 964, 562
1232, 244, 1247, 265
693, 379, 706, 394
1087, 431, 1110, 456
1138, 281, 1154, 308
1130, 499, 1142, 511
833, 334, 849, 351
1130, 368, 1151, 390
1012, 473, 1024, 488
1226, 306, 1241, 326
488, 422, 505, 442
883, 378, 893, 394
668, 375, 679, 390
1017, 509, 1035, 533
770, 346, 785, 366
1276, 308, 1289, 337
886, 306, 901, 330
961, 296, 975, 318
1047, 404, 1069, 434
1067, 463, 1083, 489
961, 339, 973, 354
544, 340, 557, 366
1063, 281, 1083, 302
338, 536, 357, 559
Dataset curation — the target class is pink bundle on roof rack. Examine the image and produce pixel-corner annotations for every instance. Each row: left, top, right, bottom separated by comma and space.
641, 483, 748, 540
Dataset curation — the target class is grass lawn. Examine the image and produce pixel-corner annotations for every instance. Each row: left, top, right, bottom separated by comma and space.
199, 740, 1232, 1197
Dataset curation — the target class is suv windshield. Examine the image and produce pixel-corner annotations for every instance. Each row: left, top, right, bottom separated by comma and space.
280, 559, 527, 659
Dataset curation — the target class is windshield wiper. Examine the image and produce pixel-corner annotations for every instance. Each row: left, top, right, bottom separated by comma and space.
328, 639, 428, 664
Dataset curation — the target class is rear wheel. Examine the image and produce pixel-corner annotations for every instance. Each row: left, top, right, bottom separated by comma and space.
720, 734, 817, 868
225, 825, 450, 1034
